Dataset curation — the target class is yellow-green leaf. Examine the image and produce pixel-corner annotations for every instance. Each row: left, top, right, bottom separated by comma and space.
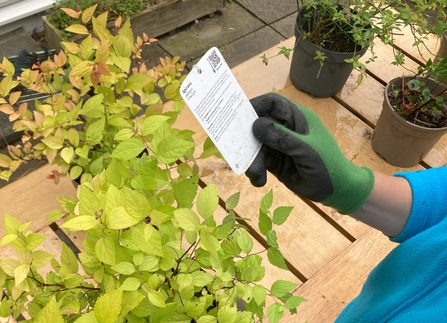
173, 208, 200, 231
65, 24, 89, 35
36, 296, 64, 323
82, 4, 98, 24
196, 184, 218, 220
106, 206, 139, 229
147, 288, 166, 308
61, 147, 74, 164
14, 263, 30, 286
61, 216, 99, 231
125, 73, 152, 90
94, 289, 122, 323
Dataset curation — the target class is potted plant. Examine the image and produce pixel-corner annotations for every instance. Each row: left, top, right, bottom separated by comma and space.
371, 56, 447, 167
0, 153, 305, 322
0, 5, 188, 184
262, 0, 447, 98
43, 0, 226, 51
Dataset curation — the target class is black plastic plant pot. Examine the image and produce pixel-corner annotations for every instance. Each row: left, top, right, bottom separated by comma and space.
289, 9, 369, 98
371, 76, 447, 167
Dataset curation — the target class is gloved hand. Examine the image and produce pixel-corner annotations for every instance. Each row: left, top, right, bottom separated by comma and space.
246, 92, 374, 215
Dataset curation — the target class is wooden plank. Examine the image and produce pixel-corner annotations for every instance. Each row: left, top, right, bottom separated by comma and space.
361, 37, 421, 83
0, 164, 76, 243
284, 228, 397, 323
392, 25, 441, 64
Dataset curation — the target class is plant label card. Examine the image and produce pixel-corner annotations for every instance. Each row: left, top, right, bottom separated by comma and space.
180, 47, 262, 175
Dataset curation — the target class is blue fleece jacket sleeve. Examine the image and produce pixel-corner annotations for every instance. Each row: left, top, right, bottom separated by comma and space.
392, 166, 447, 243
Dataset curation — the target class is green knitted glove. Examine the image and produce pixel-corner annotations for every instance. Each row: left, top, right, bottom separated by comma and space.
246, 93, 374, 214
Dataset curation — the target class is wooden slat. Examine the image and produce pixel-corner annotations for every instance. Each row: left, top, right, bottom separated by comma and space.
0, 164, 76, 244
284, 228, 396, 323
392, 25, 441, 64
361, 37, 421, 83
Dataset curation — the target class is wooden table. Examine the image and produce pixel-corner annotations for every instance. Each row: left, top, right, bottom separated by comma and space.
0, 30, 444, 323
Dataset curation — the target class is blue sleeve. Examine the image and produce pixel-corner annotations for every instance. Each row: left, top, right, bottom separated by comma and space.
392, 166, 447, 243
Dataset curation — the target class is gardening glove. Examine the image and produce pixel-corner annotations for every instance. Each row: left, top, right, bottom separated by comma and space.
246, 92, 375, 214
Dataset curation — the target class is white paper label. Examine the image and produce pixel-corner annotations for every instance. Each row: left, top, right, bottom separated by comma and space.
180, 47, 262, 175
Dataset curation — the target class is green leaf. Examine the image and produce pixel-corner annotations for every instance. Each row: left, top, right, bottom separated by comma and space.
95, 236, 116, 266
0, 233, 17, 245
225, 192, 240, 210
267, 247, 288, 270
123, 186, 151, 221
132, 227, 163, 257
121, 290, 145, 315
24, 233, 45, 250
174, 208, 200, 231
258, 210, 272, 236
61, 243, 78, 274
0, 298, 12, 318
36, 296, 64, 323
147, 288, 166, 308
14, 263, 30, 286
141, 115, 171, 136
65, 24, 89, 34
271, 280, 298, 298
3, 214, 20, 234
196, 316, 217, 323
174, 176, 199, 208
200, 229, 220, 262
32, 250, 54, 268
252, 285, 267, 306
70, 165, 84, 180
284, 295, 306, 310
191, 271, 214, 287
110, 138, 145, 160
114, 128, 135, 141
106, 206, 139, 229
237, 229, 253, 254
86, 118, 105, 145
200, 136, 221, 159
61, 216, 99, 231
260, 189, 273, 213
68, 128, 80, 146
155, 137, 195, 164
111, 55, 131, 73
121, 277, 141, 291
267, 303, 284, 323
114, 262, 135, 275
125, 73, 152, 90
79, 185, 102, 216
217, 305, 237, 323
81, 94, 104, 118
73, 312, 98, 323
61, 147, 75, 164
266, 230, 279, 248
196, 184, 218, 220
94, 289, 123, 323
272, 206, 293, 225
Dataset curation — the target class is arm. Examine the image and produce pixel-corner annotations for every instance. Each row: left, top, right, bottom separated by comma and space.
246, 93, 413, 237
351, 171, 412, 237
